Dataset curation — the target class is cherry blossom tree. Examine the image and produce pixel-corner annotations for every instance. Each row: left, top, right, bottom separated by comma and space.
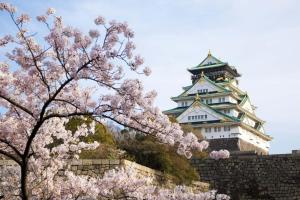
0, 2, 228, 199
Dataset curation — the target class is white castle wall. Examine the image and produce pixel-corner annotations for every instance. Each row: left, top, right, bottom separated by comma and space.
237, 126, 270, 150
201, 125, 269, 151
186, 81, 219, 95
243, 116, 256, 127
242, 99, 255, 114
177, 106, 220, 123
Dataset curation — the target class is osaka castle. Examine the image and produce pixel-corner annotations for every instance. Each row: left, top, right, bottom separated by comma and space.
163, 51, 272, 155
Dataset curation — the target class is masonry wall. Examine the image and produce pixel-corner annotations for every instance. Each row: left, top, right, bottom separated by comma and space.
0, 159, 209, 192
65, 159, 167, 184
191, 153, 300, 200
0, 159, 166, 184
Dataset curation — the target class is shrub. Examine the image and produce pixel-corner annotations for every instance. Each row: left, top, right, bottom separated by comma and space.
65, 117, 121, 159
119, 135, 200, 185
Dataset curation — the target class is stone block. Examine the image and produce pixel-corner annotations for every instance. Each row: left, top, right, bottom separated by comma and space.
82, 159, 93, 165
92, 159, 102, 165
109, 159, 120, 165
102, 159, 109, 165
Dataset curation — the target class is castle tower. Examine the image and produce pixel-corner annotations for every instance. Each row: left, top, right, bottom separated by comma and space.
163, 52, 272, 155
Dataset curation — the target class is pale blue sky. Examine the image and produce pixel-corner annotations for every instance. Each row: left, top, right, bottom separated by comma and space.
1, 0, 300, 154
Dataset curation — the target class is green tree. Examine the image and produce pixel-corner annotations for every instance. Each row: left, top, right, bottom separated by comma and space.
65, 117, 121, 159
119, 134, 200, 185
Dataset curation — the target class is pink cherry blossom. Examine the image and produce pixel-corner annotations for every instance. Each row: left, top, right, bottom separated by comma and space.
0, 3, 230, 200
143, 66, 152, 76
209, 149, 230, 160
46, 7, 56, 15
36, 15, 47, 22
0, 35, 13, 46
94, 15, 105, 25
0, 2, 16, 13
16, 14, 30, 24
89, 29, 100, 38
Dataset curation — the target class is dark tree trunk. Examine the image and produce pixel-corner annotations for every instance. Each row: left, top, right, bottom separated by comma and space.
20, 160, 28, 200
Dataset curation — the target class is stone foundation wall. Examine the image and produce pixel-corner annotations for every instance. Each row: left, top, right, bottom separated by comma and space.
191, 153, 300, 200
65, 159, 167, 183
0, 159, 209, 192
0, 159, 166, 184
207, 138, 268, 155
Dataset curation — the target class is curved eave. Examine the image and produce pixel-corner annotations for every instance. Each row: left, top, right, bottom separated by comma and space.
163, 107, 187, 116
182, 85, 192, 91
211, 104, 266, 124
189, 63, 227, 71
171, 91, 233, 101
238, 106, 266, 124
221, 82, 246, 96
175, 99, 240, 124
181, 121, 239, 126
188, 63, 241, 77
240, 123, 272, 141
239, 94, 249, 106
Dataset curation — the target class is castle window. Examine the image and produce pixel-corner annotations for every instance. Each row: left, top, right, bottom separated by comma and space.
204, 114, 207, 119
224, 109, 230, 114
214, 127, 221, 132
198, 89, 208, 94
205, 128, 211, 133
181, 102, 184, 107
218, 97, 226, 103
191, 116, 194, 120
188, 116, 191, 120
224, 126, 231, 131
184, 102, 187, 106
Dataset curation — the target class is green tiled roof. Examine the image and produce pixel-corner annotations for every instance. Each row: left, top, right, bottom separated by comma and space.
182, 85, 192, 91
189, 63, 227, 71
173, 74, 231, 99
171, 92, 232, 101
164, 99, 240, 123
163, 107, 188, 115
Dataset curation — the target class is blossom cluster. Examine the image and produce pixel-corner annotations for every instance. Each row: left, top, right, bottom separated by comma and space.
1, 164, 230, 200
209, 150, 230, 160
0, 3, 229, 199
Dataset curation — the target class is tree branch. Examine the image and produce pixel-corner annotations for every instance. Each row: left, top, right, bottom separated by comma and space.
0, 94, 34, 117
0, 139, 22, 158
0, 149, 21, 165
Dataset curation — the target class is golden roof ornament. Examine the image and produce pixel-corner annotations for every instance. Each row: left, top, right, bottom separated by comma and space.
200, 71, 204, 77
195, 93, 201, 101
208, 49, 211, 56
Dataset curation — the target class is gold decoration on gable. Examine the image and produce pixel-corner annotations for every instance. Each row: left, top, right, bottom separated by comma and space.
192, 101, 201, 108
221, 118, 230, 122
197, 71, 205, 84
194, 93, 201, 101
208, 50, 211, 56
